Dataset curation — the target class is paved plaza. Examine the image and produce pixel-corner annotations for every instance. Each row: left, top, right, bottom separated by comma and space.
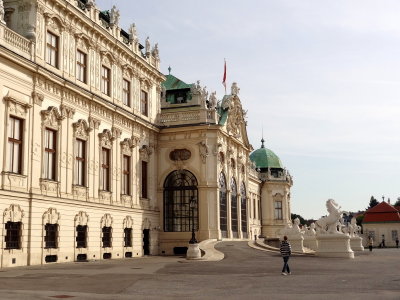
0, 242, 399, 299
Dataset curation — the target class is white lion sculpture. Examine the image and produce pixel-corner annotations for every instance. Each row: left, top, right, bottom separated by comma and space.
316, 199, 343, 234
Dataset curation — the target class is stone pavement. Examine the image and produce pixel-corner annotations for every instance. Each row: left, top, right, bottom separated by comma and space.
0, 242, 399, 299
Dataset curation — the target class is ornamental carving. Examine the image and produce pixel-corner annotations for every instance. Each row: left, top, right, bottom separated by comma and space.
139, 145, 152, 161
98, 129, 114, 148
43, 208, 60, 224
40, 179, 59, 193
142, 218, 151, 230
41, 106, 63, 129
4, 93, 32, 118
123, 216, 133, 229
44, 14, 65, 34
101, 213, 113, 227
88, 116, 100, 129
75, 211, 89, 226
32, 91, 44, 106
197, 141, 208, 164
60, 104, 75, 119
73, 119, 91, 139
120, 138, 137, 155
111, 127, 122, 140
169, 149, 191, 161
4, 204, 24, 222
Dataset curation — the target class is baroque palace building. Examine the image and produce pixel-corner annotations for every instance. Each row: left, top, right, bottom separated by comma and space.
0, 0, 292, 268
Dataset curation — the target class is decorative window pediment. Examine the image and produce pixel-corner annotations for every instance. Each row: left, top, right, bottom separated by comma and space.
142, 218, 151, 230
120, 138, 137, 155
4, 204, 24, 222
41, 106, 64, 129
74, 33, 92, 51
101, 213, 113, 227
44, 14, 66, 34
43, 208, 60, 224
73, 119, 91, 140
139, 145, 152, 161
100, 51, 115, 67
74, 211, 89, 226
123, 216, 133, 228
98, 129, 114, 148
4, 91, 32, 118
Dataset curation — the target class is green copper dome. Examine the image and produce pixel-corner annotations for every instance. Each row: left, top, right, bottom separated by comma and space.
250, 139, 283, 169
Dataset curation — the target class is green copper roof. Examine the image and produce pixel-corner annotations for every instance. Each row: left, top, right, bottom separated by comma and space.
163, 74, 193, 91
249, 139, 283, 169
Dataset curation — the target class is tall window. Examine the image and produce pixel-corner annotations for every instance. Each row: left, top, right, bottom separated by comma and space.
76, 50, 87, 83
253, 198, 256, 219
231, 178, 238, 237
240, 183, 247, 237
76, 225, 87, 248
124, 227, 132, 247
163, 170, 198, 232
5, 222, 21, 249
46, 31, 58, 68
274, 201, 283, 220
141, 161, 148, 198
219, 173, 227, 237
76, 139, 86, 186
8, 116, 23, 174
44, 128, 57, 180
101, 148, 111, 191
122, 155, 131, 195
102, 226, 112, 248
45, 223, 58, 249
122, 79, 131, 107
141, 90, 148, 116
101, 66, 110, 96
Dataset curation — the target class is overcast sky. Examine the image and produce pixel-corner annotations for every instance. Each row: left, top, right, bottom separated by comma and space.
98, 0, 400, 219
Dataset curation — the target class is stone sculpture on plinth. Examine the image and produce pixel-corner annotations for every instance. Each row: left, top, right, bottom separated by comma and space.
315, 199, 354, 258
303, 223, 318, 250
348, 218, 364, 251
279, 218, 304, 253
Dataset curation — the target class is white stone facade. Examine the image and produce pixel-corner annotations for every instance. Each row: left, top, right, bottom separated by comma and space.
0, 0, 292, 266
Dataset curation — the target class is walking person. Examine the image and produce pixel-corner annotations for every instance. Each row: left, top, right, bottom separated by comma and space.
368, 236, 373, 252
396, 237, 399, 248
280, 235, 292, 275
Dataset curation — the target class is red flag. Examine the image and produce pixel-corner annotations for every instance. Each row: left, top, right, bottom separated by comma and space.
222, 59, 227, 93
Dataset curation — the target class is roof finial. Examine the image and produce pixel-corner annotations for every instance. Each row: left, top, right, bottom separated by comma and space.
168, 66, 171, 75
261, 126, 265, 148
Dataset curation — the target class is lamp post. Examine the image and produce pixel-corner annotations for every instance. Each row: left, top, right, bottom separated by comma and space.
189, 196, 197, 244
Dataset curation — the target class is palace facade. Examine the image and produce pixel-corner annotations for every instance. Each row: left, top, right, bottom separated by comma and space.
0, 0, 292, 268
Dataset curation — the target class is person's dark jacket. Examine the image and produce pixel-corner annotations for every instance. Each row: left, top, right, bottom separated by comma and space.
280, 240, 292, 257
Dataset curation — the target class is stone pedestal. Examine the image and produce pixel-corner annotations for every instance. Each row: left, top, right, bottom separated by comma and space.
303, 236, 318, 251
316, 234, 354, 258
287, 235, 304, 253
350, 236, 364, 251
186, 243, 201, 260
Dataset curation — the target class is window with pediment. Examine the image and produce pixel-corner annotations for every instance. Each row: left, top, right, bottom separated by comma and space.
219, 173, 227, 237
75, 211, 89, 248
123, 216, 133, 247
4, 204, 24, 250
240, 183, 247, 237
231, 178, 238, 237
43, 208, 60, 249
98, 129, 113, 192
46, 31, 59, 68
101, 214, 113, 248
73, 120, 90, 186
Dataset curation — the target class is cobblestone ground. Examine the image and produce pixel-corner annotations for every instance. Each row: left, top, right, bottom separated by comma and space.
0, 242, 399, 299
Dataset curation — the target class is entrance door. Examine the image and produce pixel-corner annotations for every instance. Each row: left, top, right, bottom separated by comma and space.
143, 229, 150, 255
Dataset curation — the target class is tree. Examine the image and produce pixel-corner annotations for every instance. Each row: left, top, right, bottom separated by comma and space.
368, 196, 379, 209
394, 197, 400, 206
356, 214, 364, 226
291, 213, 306, 225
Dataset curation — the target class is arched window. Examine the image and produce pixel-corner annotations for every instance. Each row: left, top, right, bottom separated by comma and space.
240, 183, 248, 238
164, 170, 198, 232
231, 178, 238, 238
219, 173, 227, 238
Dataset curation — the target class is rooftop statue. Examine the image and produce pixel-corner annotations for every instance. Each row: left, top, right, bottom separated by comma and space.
152, 43, 159, 59
231, 82, 240, 95
209, 91, 217, 109
128, 23, 137, 42
316, 199, 343, 234
110, 5, 120, 26
0, 0, 4, 23
145, 37, 150, 54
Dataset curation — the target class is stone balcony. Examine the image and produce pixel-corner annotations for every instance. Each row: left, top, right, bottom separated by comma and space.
0, 23, 34, 61
159, 108, 217, 127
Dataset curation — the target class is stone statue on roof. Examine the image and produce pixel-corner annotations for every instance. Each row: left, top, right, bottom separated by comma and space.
231, 82, 240, 95
152, 43, 159, 59
110, 5, 120, 26
145, 37, 150, 54
128, 23, 137, 42
209, 91, 217, 109
0, 0, 5, 24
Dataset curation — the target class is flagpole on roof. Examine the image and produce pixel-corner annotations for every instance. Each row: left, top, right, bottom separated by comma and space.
222, 58, 227, 95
